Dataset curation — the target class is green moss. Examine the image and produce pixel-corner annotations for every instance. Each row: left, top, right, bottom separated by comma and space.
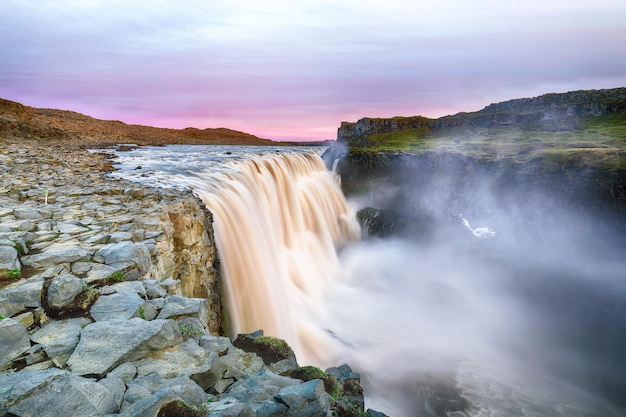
180, 325, 203, 340
253, 335, 291, 357
14, 243, 25, 256
295, 366, 342, 399
8, 269, 20, 279
108, 271, 126, 282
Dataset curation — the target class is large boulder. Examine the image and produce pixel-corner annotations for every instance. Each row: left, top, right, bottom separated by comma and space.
67, 318, 183, 376
47, 274, 83, 309
0, 318, 31, 369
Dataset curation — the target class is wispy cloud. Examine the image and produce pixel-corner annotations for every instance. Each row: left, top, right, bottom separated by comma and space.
1, 0, 625, 140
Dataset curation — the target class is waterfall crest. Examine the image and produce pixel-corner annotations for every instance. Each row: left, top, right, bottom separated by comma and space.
193, 152, 360, 365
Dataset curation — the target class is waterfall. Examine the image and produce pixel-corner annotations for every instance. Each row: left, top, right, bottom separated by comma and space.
192, 152, 360, 365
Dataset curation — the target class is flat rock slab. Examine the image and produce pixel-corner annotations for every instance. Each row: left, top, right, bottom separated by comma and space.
5, 372, 122, 417
67, 318, 183, 376
0, 318, 31, 369
0, 369, 68, 415
21, 244, 91, 269
90, 291, 156, 322
30, 317, 91, 366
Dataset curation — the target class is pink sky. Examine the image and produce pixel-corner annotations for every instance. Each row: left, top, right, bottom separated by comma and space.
1, 1, 625, 141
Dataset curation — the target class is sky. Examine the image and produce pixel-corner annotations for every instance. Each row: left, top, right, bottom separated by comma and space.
1, 1, 625, 141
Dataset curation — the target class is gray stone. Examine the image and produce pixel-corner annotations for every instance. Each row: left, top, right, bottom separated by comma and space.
94, 241, 152, 274
134, 338, 216, 379
205, 398, 256, 417
71, 260, 93, 274
30, 317, 91, 367
0, 245, 20, 277
67, 318, 183, 376
157, 295, 210, 328
143, 279, 167, 299
90, 291, 152, 321
160, 277, 181, 295
109, 231, 133, 242
56, 221, 89, 235
100, 280, 147, 296
227, 369, 301, 403
0, 369, 68, 415
220, 347, 265, 380
21, 244, 91, 269
275, 379, 330, 417
0, 280, 43, 309
120, 374, 208, 417
13, 208, 43, 220
7, 373, 122, 417
47, 273, 83, 308
109, 362, 138, 383
0, 291, 24, 317
84, 263, 121, 284
199, 335, 232, 356
0, 318, 31, 369
250, 400, 289, 417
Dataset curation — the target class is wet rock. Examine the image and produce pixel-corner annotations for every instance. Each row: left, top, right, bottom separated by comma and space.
47, 273, 83, 308
0, 318, 31, 369
274, 379, 330, 417
67, 318, 183, 376
227, 369, 301, 403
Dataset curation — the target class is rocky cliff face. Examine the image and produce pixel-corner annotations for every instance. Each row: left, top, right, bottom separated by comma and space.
338, 87, 626, 144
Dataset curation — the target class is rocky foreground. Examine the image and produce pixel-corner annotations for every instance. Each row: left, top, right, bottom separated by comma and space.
0, 140, 379, 417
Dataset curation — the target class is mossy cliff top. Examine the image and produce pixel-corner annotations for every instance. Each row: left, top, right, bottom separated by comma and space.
337, 87, 626, 171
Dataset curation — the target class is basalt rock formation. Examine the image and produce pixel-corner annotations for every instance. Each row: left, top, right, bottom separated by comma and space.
334, 88, 626, 240
337, 87, 626, 146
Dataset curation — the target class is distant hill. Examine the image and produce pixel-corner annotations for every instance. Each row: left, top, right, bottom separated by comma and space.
338, 87, 626, 153
0, 98, 276, 146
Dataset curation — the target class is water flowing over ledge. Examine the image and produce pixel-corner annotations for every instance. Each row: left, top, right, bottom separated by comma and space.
108, 146, 360, 365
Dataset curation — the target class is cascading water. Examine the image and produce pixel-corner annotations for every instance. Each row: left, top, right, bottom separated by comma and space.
191, 153, 360, 365
107, 144, 626, 417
